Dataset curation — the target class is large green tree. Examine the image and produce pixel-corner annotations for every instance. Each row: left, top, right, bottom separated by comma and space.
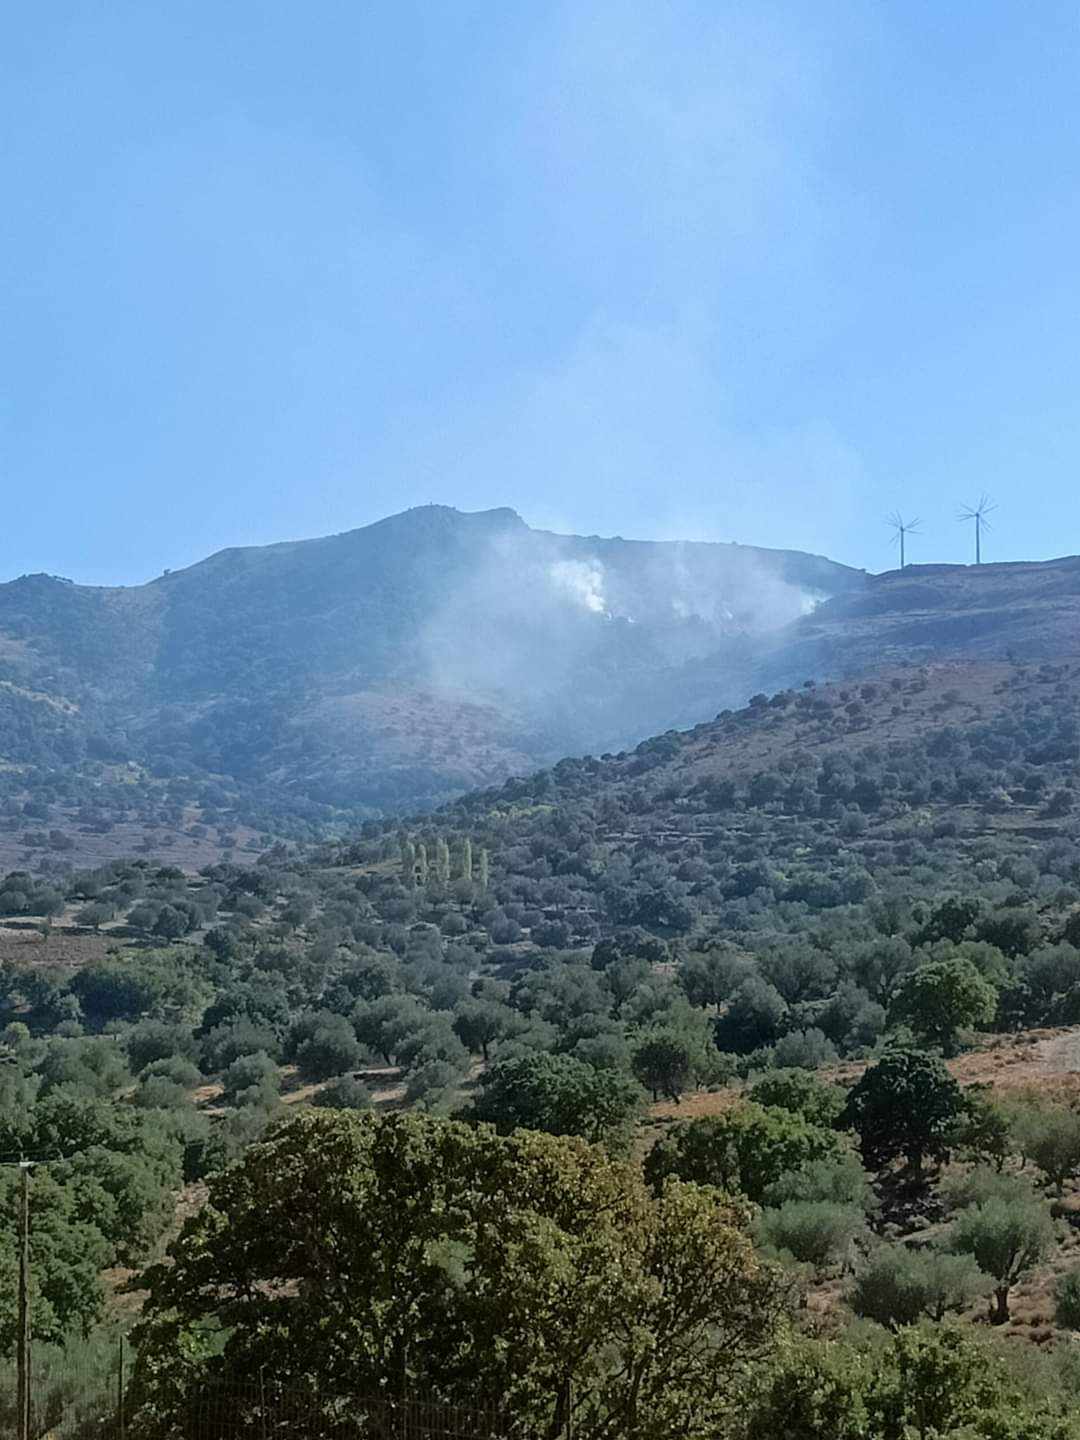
841, 1047, 965, 1176
887, 957, 997, 1056
130, 1111, 787, 1440
644, 1104, 847, 1204
468, 1051, 643, 1150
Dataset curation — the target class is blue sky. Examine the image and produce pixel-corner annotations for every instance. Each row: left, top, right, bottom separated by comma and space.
2, 1, 1079, 584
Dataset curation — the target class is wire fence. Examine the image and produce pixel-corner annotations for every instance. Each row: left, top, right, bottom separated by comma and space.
0, 1358, 538, 1440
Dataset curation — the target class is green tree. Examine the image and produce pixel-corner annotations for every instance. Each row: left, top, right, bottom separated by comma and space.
645, 1104, 847, 1204
451, 999, 516, 1062
849, 1244, 990, 1329
949, 1195, 1055, 1323
1015, 1104, 1080, 1192
0, 1170, 110, 1349
131, 1112, 787, 1440
841, 1047, 965, 1176
758, 1200, 865, 1270
631, 1029, 695, 1102
887, 958, 997, 1056
747, 1069, 846, 1128
469, 1052, 643, 1151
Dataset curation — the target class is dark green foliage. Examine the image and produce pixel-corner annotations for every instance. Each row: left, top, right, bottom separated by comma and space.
887, 957, 997, 1056
126, 1020, 199, 1074
842, 1046, 966, 1175
715, 978, 788, 1054
747, 1069, 846, 1128
1055, 1269, 1080, 1330
469, 1051, 643, 1150
131, 1110, 788, 1438
645, 1104, 847, 1203
220, 1051, 281, 1109
742, 1326, 1080, 1440
289, 1011, 362, 1081
631, 1029, 696, 1102
770, 1027, 839, 1069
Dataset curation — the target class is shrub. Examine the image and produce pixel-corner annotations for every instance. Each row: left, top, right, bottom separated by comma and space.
1014, 1104, 1080, 1192
313, 1075, 372, 1111
714, 978, 788, 1054
849, 1245, 990, 1329
220, 1051, 281, 1109
770, 1027, 839, 1070
747, 1069, 846, 1128
644, 1104, 846, 1204
762, 1154, 876, 1211
1054, 1268, 1080, 1330
758, 1200, 865, 1269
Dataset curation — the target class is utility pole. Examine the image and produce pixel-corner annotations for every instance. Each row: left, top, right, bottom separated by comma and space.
17, 1160, 32, 1440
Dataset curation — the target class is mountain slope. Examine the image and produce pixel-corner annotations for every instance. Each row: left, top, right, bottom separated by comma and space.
0, 507, 861, 838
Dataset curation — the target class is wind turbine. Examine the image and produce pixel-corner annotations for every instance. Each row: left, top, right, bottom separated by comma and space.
958, 494, 996, 565
886, 512, 921, 570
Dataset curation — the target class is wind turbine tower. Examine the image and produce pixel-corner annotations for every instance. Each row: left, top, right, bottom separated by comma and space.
887, 512, 921, 570
958, 495, 996, 565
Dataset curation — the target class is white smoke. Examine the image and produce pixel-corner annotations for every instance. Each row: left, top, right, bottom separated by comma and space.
548, 558, 609, 616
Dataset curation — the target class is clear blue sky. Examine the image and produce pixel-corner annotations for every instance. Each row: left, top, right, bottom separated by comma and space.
3, 1, 1079, 584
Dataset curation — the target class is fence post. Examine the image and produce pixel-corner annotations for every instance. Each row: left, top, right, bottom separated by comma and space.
118, 1333, 125, 1440
17, 1163, 31, 1440
259, 1366, 268, 1440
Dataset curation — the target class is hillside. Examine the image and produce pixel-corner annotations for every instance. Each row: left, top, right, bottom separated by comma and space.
10, 652, 1080, 1429
5, 508, 1080, 870
0, 506, 860, 859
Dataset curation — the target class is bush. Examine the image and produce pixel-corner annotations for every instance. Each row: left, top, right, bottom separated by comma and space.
313, 1075, 372, 1111
758, 1200, 865, 1269
762, 1154, 876, 1211
714, 978, 788, 1054
770, 1027, 838, 1070
295, 1016, 363, 1082
849, 1245, 990, 1329
220, 1051, 281, 1109
1055, 1269, 1080, 1330
1014, 1104, 1080, 1191
644, 1104, 847, 1204
126, 1021, 199, 1074
142, 1056, 203, 1089
747, 1069, 846, 1128
469, 1052, 643, 1151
